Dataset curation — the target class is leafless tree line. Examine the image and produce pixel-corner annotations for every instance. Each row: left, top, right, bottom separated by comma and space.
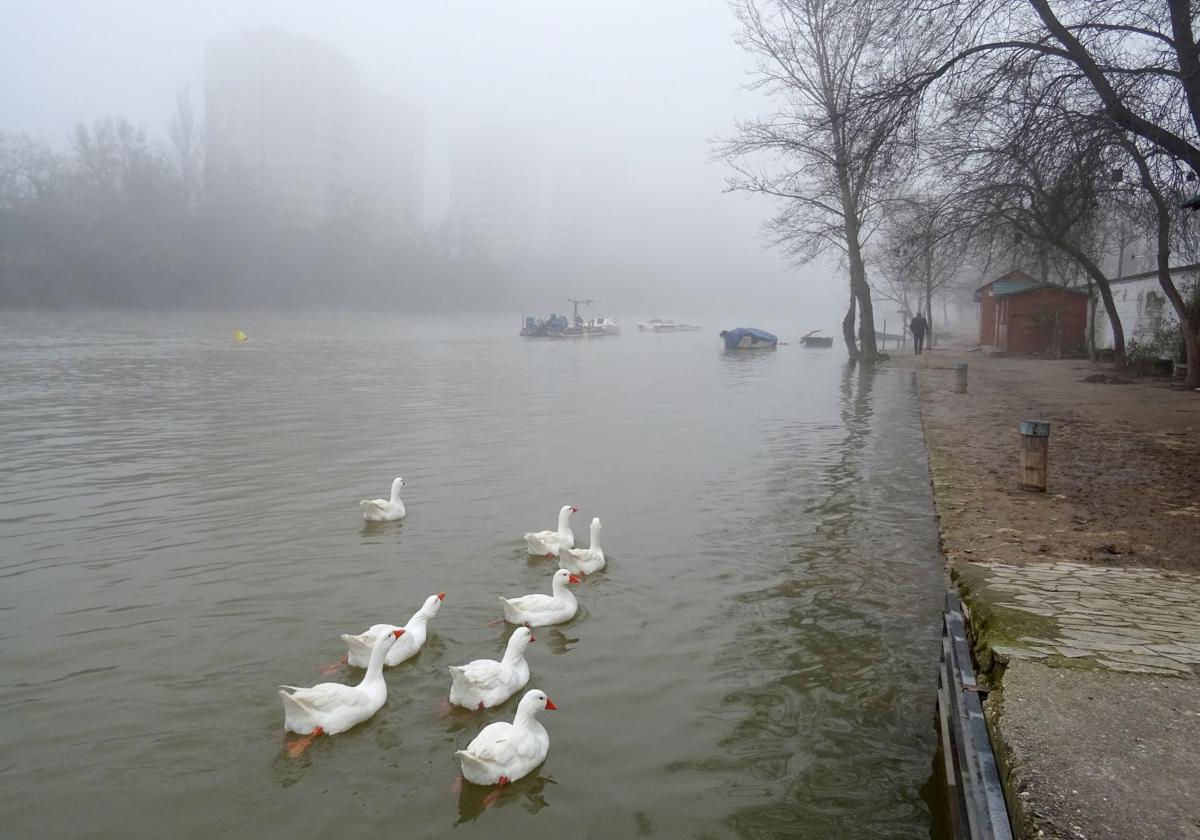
720, 0, 1200, 385
0, 90, 512, 310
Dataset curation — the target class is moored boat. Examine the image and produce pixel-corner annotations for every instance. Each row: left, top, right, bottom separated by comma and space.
589, 317, 621, 335
549, 325, 607, 339
521, 314, 569, 337
637, 318, 700, 332
800, 330, 834, 348
719, 327, 778, 350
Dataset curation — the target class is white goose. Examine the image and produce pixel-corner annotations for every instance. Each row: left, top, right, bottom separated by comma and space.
449, 626, 534, 710
279, 628, 402, 738
560, 517, 605, 575
341, 592, 444, 668
456, 689, 557, 786
360, 477, 406, 522
523, 505, 577, 557
500, 568, 579, 627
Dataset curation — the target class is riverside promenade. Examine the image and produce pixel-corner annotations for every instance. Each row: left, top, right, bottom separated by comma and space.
900, 348, 1200, 839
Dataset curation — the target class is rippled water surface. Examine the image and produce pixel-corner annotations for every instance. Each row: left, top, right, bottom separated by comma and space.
0, 311, 946, 839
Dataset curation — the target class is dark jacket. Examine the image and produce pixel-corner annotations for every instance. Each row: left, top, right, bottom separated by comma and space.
910, 314, 928, 335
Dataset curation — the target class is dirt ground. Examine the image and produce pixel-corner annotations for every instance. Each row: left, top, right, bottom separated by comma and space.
897, 348, 1200, 572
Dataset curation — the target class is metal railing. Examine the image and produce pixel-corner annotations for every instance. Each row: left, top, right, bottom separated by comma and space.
936, 590, 1013, 840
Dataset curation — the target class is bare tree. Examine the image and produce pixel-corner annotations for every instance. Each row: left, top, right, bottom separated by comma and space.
0, 133, 58, 208
166, 87, 204, 206
719, 0, 924, 363
875, 192, 970, 346
1120, 136, 1200, 386
897, 2, 1200, 170
918, 39, 1134, 361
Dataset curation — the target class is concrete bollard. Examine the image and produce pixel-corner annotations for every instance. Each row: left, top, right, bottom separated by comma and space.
1018, 420, 1050, 492
954, 362, 968, 394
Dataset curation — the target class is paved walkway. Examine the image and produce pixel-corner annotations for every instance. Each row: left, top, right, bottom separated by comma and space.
971, 560, 1200, 676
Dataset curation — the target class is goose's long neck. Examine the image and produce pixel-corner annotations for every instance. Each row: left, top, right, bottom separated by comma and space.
590, 524, 601, 551
502, 639, 527, 666
551, 576, 575, 601
405, 612, 430, 639
389, 482, 402, 504
513, 705, 542, 730
360, 636, 391, 686
557, 510, 571, 535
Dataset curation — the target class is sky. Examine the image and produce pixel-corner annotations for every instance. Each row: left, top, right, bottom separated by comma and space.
1, 0, 849, 324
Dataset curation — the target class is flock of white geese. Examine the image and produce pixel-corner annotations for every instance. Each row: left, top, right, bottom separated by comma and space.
277, 478, 604, 789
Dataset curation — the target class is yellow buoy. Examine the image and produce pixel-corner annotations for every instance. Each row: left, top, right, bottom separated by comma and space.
233, 329, 248, 343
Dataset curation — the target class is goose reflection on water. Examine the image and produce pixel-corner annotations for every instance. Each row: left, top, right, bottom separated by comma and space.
541, 628, 580, 655
454, 771, 556, 824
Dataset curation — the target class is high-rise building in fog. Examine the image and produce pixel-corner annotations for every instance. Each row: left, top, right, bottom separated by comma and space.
450, 130, 542, 265
355, 92, 423, 237
205, 28, 421, 233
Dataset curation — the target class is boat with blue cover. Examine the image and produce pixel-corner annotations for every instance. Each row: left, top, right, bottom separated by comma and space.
719, 327, 778, 350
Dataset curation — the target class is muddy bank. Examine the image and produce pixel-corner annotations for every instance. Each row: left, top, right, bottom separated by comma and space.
901, 348, 1200, 839
907, 352, 1200, 571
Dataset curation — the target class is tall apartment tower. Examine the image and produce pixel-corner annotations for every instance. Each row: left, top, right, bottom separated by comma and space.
205, 28, 357, 224
205, 28, 421, 234
450, 130, 542, 265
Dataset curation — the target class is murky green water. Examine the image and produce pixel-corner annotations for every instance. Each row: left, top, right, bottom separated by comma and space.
0, 311, 945, 838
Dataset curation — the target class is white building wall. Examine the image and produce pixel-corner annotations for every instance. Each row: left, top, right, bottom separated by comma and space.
1091, 270, 1196, 355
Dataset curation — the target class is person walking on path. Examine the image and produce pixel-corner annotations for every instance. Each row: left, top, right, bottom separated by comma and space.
910, 312, 928, 355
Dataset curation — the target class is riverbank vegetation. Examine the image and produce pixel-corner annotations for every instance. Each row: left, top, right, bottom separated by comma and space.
0, 95, 513, 311
722, 0, 1200, 384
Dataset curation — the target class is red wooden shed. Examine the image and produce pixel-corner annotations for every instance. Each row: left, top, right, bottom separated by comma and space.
974, 270, 1089, 353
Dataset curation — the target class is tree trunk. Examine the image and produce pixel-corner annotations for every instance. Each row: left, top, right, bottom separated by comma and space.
843, 217, 880, 363
1039, 235, 1126, 366
925, 276, 934, 348
1124, 138, 1200, 388
1090, 263, 1126, 367
1150, 206, 1200, 389
1086, 276, 1096, 360
850, 252, 881, 362
842, 287, 860, 362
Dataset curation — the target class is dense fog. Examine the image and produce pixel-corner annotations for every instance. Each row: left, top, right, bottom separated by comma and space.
0, 0, 846, 324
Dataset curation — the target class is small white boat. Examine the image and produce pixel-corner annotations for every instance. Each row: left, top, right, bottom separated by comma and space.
637, 319, 677, 332
589, 317, 621, 335
548, 325, 607, 339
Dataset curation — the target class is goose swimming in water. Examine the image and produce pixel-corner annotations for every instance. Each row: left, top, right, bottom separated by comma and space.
360, 477, 406, 522
523, 505, 576, 556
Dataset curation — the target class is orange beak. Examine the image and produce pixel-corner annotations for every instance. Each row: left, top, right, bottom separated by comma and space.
529, 633, 536, 642
392, 629, 405, 638
568, 574, 581, 584
570, 506, 578, 513
437, 592, 446, 600
545, 698, 558, 710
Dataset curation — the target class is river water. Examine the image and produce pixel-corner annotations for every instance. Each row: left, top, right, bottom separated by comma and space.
0, 311, 946, 839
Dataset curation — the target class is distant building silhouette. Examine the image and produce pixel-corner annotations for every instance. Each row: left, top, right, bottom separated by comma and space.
450, 129, 542, 265
205, 28, 421, 233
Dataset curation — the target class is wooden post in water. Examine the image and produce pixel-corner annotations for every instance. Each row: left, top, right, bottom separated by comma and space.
1018, 420, 1050, 492
954, 362, 968, 394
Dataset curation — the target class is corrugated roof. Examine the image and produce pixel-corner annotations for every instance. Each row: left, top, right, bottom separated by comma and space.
990, 278, 1040, 297
975, 269, 1037, 291
994, 282, 1089, 298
